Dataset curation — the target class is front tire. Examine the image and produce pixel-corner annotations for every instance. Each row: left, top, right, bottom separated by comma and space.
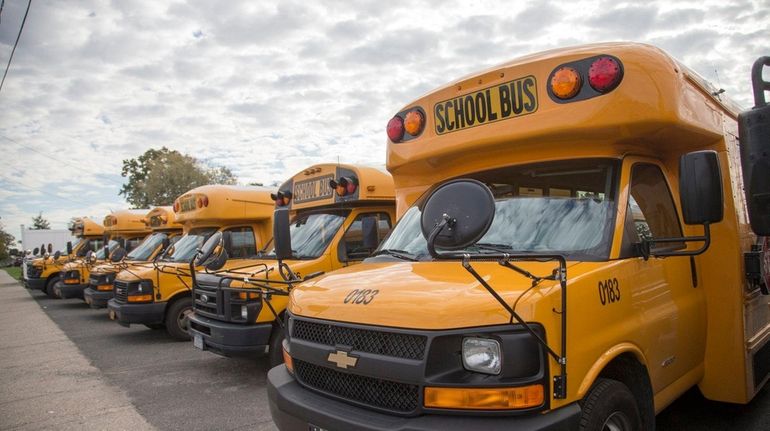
164, 297, 193, 341
268, 322, 285, 367
45, 278, 60, 298
579, 378, 642, 431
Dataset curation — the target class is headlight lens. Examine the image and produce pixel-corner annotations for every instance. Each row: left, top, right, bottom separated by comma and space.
462, 337, 501, 375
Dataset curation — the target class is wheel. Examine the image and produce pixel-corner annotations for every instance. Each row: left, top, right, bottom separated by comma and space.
579, 378, 642, 431
144, 323, 164, 330
268, 322, 285, 367
45, 278, 60, 298
164, 296, 193, 341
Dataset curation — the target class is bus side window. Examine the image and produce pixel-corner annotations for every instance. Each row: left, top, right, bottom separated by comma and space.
339, 213, 393, 261
126, 237, 143, 252
620, 163, 684, 257
224, 227, 256, 259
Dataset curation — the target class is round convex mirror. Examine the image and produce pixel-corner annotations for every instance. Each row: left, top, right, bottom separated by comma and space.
54, 251, 61, 260
110, 248, 126, 262
420, 179, 496, 250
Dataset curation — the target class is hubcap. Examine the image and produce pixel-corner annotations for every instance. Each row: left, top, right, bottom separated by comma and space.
178, 307, 193, 333
602, 411, 633, 431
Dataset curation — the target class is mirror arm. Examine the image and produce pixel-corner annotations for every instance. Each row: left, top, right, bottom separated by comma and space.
426, 214, 456, 259
641, 222, 712, 259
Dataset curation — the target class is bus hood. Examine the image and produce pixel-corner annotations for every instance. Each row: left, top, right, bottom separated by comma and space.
290, 260, 588, 330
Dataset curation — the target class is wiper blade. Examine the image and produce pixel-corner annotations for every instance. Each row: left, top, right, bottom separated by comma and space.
371, 249, 418, 262
471, 243, 515, 253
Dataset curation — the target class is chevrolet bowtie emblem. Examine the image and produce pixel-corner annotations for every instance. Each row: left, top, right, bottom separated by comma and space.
328, 350, 358, 369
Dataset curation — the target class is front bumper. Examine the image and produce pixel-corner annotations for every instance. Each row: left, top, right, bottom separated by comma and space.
26, 277, 47, 291
267, 366, 581, 431
188, 313, 272, 357
83, 287, 112, 308
107, 299, 166, 328
56, 282, 88, 299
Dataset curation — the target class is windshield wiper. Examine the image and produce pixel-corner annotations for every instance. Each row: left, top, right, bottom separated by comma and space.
471, 243, 514, 253
371, 249, 419, 261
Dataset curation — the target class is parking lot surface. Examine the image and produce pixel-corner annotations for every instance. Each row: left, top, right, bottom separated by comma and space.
7, 271, 770, 431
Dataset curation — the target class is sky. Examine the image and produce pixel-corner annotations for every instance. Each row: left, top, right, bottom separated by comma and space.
1, 0, 769, 243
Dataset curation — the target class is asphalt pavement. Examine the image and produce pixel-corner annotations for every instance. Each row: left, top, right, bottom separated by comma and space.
4, 268, 770, 430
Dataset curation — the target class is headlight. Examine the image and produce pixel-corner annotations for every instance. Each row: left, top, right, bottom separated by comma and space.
138, 280, 153, 293
462, 337, 501, 375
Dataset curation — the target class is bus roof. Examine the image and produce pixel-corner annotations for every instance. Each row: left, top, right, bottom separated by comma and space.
174, 185, 275, 224
104, 209, 152, 235
68, 217, 105, 237
386, 42, 740, 188
144, 206, 183, 232
275, 163, 395, 211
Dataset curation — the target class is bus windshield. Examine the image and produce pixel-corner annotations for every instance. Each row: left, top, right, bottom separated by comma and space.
95, 240, 121, 259
378, 159, 619, 261
126, 232, 168, 261
264, 211, 348, 259
162, 228, 217, 263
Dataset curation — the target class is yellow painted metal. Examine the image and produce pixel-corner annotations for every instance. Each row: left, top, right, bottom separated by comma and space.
288, 41, 767, 418
114, 187, 276, 305
201, 163, 396, 326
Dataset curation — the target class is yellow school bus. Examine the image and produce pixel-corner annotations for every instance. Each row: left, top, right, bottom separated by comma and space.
269, 43, 770, 430
25, 217, 106, 297
83, 206, 184, 309
56, 210, 151, 300
188, 163, 395, 365
107, 185, 274, 340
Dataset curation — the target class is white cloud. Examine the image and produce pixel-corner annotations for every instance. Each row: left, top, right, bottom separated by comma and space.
1, 0, 768, 237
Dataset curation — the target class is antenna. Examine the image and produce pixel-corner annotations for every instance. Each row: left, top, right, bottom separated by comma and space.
712, 67, 725, 98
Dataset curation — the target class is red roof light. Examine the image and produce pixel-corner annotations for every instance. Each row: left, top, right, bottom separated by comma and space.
588, 57, 622, 93
387, 116, 404, 142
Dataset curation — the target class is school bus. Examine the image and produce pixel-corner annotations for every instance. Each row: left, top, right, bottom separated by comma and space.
188, 164, 395, 366
24, 217, 105, 297
83, 206, 184, 308
56, 210, 151, 300
268, 43, 770, 430
107, 185, 274, 340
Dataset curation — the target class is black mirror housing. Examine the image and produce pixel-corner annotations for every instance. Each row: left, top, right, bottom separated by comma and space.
679, 150, 723, 225
33, 247, 39, 256
66, 241, 73, 255
110, 247, 126, 263
103, 245, 110, 260
420, 179, 496, 253
361, 216, 379, 250
195, 231, 223, 267
273, 208, 292, 261
738, 56, 770, 235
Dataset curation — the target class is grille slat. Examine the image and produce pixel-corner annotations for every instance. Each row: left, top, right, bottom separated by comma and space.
193, 280, 221, 318
292, 319, 427, 360
114, 280, 129, 303
294, 359, 418, 413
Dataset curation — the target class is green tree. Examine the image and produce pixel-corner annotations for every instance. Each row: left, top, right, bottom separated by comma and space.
30, 212, 51, 230
0, 222, 15, 261
120, 147, 238, 207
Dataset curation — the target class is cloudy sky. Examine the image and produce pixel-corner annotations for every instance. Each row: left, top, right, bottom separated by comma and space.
0, 0, 768, 242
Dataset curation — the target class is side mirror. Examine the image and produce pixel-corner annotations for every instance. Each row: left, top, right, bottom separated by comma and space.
54, 251, 61, 261
66, 241, 73, 255
679, 150, 724, 224
77, 244, 88, 257
110, 248, 126, 263
738, 56, 770, 235
40, 244, 45, 256
33, 247, 40, 256
103, 245, 110, 260
86, 250, 96, 264
161, 237, 170, 252
194, 232, 222, 267
205, 247, 228, 271
361, 216, 379, 250
273, 208, 293, 260
47, 244, 53, 253
420, 179, 495, 257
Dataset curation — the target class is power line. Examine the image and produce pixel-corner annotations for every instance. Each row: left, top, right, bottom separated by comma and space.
0, 0, 31, 94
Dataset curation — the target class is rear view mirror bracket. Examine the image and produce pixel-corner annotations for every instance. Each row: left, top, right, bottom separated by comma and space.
637, 222, 712, 260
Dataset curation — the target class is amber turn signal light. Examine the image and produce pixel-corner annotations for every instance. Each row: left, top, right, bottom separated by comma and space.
424, 385, 544, 410
283, 346, 294, 373
550, 66, 582, 99
96, 284, 112, 291
127, 294, 153, 303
